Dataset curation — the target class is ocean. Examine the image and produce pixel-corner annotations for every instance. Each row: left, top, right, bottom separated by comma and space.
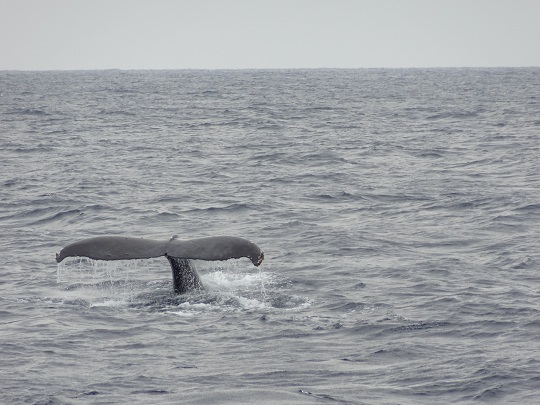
1, 68, 539, 404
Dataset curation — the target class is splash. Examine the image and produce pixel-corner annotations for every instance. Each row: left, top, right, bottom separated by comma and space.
56, 257, 160, 306
55, 258, 309, 313
55, 257, 273, 310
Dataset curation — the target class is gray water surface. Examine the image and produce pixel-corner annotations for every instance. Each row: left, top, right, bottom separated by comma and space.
1, 68, 539, 404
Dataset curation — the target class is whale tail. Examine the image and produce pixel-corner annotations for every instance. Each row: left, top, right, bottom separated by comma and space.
167, 257, 203, 294
56, 235, 264, 294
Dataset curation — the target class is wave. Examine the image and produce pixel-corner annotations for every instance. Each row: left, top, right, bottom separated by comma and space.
0, 204, 111, 227
13, 145, 54, 153
426, 111, 480, 120
308, 191, 368, 202
97, 109, 136, 116
184, 203, 255, 213
5, 108, 50, 116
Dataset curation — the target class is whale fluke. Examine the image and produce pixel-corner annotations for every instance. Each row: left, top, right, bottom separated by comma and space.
56, 236, 264, 294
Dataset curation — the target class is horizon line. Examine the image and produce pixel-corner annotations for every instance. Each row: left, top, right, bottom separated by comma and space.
2, 65, 539, 73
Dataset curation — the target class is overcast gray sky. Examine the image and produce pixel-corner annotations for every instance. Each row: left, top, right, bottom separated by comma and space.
1, 0, 539, 70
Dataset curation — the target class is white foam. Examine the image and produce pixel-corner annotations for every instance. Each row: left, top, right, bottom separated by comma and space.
90, 299, 129, 308
235, 295, 268, 310
56, 257, 276, 312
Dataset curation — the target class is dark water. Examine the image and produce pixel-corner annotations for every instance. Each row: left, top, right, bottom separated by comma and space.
1, 68, 539, 404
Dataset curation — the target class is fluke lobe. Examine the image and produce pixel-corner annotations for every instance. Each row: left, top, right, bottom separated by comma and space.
56, 235, 264, 294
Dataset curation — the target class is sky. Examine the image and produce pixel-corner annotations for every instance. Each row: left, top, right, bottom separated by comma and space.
1, 0, 539, 70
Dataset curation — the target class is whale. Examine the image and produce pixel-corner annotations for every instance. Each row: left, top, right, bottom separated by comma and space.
56, 235, 264, 294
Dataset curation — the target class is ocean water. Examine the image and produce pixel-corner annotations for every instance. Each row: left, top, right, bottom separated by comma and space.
1, 68, 539, 404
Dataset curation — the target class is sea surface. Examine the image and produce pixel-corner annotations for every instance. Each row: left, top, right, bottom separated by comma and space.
1, 68, 539, 404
